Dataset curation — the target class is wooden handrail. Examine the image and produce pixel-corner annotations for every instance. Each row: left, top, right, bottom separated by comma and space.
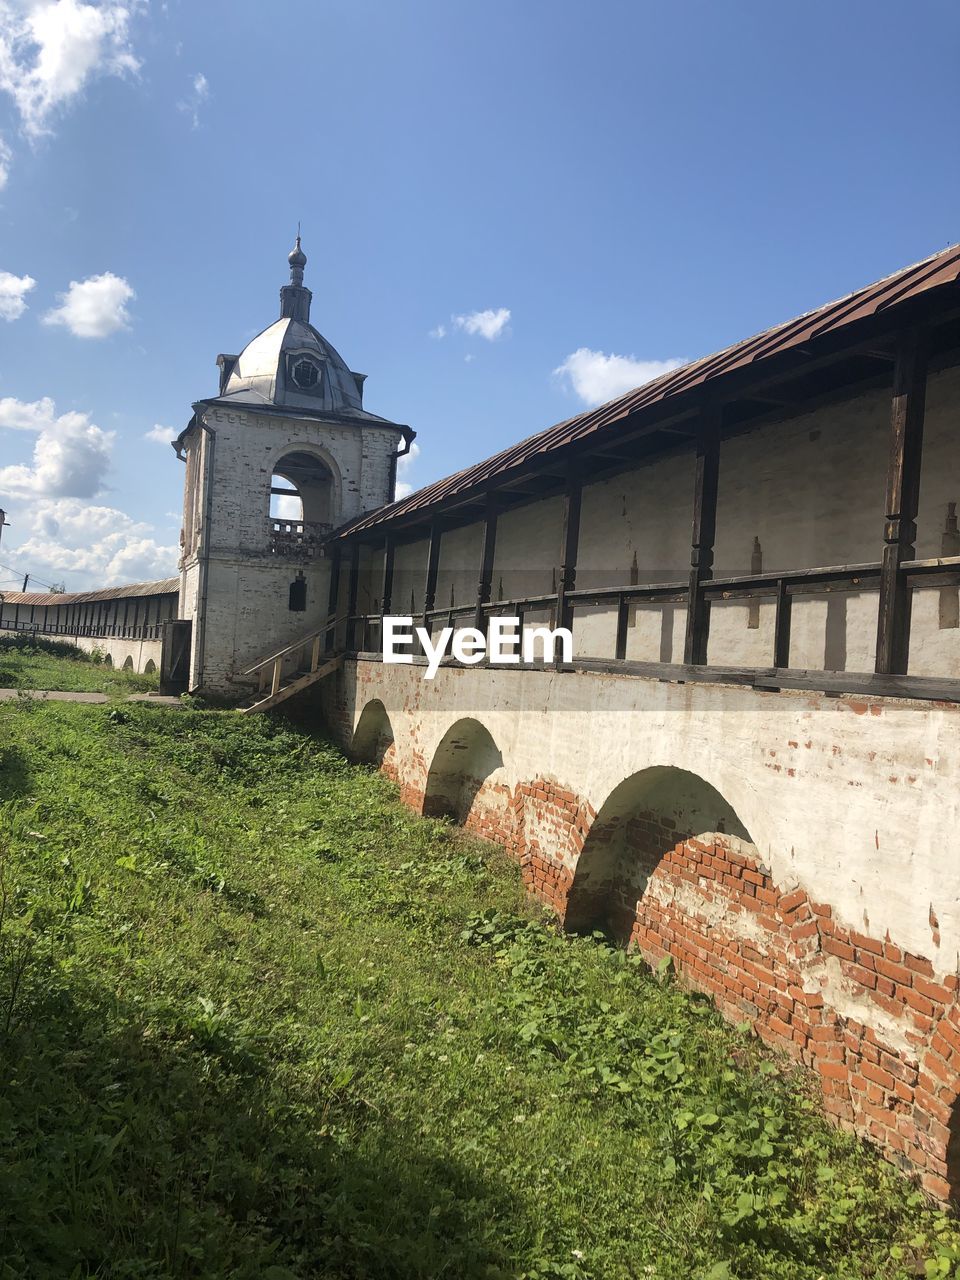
242, 611, 346, 676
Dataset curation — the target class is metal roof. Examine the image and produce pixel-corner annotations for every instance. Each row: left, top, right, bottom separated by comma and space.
0, 577, 179, 608
338, 242, 960, 538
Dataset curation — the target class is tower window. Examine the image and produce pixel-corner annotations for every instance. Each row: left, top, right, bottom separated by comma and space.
289, 575, 307, 612
292, 358, 319, 389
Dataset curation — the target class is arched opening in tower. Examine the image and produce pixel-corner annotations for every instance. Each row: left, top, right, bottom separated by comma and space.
270, 451, 336, 527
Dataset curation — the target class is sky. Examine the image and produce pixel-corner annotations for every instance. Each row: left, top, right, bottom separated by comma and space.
0, 0, 958, 592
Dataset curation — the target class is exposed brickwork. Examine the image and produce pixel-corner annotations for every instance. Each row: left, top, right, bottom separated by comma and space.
327, 674, 960, 1201
387, 753, 960, 1198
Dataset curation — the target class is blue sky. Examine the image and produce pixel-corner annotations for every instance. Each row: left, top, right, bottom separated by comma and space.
0, 0, 958, 590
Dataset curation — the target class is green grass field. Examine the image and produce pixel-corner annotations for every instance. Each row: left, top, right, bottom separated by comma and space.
0, 636, 159, 695
1, 691, 958, 1279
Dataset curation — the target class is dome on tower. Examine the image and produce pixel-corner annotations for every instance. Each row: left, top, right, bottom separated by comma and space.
219, 316, 369, 416
208, 236, 400, 427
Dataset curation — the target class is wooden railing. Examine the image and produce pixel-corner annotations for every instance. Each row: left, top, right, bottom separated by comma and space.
242, 611, 346, 694
0, 618, 166, 641
340, 554, 960, 703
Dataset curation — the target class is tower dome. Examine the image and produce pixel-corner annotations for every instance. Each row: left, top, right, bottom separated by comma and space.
214, 237, 379, 420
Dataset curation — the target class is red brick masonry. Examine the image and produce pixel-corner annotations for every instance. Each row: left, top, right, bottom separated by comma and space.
404, 769, 960, 1200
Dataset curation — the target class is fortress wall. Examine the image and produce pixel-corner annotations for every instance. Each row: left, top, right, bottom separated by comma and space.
323, 656, 960, 1198
358, 366, 960, 676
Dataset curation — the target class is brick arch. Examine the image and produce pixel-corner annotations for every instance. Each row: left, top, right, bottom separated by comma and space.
102, 653, 113, 668
351, 698, 398, 780
122, 655, 134, 670
565, 765, 755, 941
144, 659, 157, 674
422, 717, 509, 839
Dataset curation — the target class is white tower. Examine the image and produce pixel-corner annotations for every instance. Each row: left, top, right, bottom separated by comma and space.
175, 237, 413, 694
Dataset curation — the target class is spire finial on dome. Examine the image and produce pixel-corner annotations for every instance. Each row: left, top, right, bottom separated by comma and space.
280, 224, 312, 322
288, 224, 307, 281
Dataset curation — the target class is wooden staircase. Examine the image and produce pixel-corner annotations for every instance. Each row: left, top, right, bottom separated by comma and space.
240, 621, 343, 714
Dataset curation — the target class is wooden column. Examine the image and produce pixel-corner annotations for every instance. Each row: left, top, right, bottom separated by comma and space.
421, 519, 442, 633
380, 534, 395, 616
345, 541, 361, 651
683, 403, 721, 666
474, 492, 499, 631
556, 466, 583, 637
773, 579, 792, 669
875, 330, 927, 675
325, 544, 342, 650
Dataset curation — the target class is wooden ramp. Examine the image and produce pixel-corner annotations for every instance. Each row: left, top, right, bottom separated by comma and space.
240, 623, 342, 714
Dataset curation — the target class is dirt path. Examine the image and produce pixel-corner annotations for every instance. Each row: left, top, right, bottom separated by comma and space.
0, 689, 184, 705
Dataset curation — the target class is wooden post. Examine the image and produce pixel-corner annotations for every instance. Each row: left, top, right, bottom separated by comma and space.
773, 579, 792, 669
876, 330, 927, 675
615, 594, 630, 661
380, 533, 395, 616
345, 541, 361, 651
421, 518, 442, 634
556, 466, 583, 637
474, 492, 499, 632
325, 544, 342, 650
683, 403, 721, 665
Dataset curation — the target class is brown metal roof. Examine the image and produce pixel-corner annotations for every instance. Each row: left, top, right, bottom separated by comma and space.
338, 242, 960, 538
0, 576, 179, 608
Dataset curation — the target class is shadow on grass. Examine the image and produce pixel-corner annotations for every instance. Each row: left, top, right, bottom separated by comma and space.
0, 747, 33, 801
0, 971, 522, 1279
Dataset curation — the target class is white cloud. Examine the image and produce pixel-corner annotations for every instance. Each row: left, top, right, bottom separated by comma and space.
0, 0, 139, 140
143, 423, 175, 444
272, 493, 301, 520
7, 497, 177, 586
553, 348, 686, 409
0, 269, 35, 320
429, 323, 446, 340
0, 133, 10, 188
0, 415, 113, 498
453, 307, 510, 341
177, 69, 208, 128
395, 440, 421, 500
43, 271, 134, 338
0, 395, 112, 497
0, 394, 56, 429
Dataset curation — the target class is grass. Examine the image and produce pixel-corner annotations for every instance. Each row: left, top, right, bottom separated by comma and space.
0, 635, 159, 695
1, 689, 959, 1278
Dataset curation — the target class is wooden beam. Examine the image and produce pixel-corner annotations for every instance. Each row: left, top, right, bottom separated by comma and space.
875, 330, 927, 675
773, 579, 792, 668
615, 595, 630, 661
345, 542, 360, 651
380, 534, 395, 615
474, 492, 499, 630
421, 518, 442, 632
683, 403, 721, 664
325, 545, 342, 650
556, 465, 583, 636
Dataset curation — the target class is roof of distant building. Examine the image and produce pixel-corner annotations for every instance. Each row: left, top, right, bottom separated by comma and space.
0, 577, 179, 608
